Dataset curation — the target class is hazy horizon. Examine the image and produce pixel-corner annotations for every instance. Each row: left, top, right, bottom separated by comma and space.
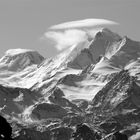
0, 0, 139, 58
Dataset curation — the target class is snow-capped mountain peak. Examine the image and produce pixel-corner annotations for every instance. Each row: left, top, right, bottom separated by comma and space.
0, 28, 140, 139
0, 48, 44, 71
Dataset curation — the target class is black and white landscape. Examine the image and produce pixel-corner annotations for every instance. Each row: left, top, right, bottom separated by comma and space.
0, 28, 140, 139
0, 0, 140, 140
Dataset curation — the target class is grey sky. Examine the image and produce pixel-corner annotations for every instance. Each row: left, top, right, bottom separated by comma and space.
0, 0, 139, 58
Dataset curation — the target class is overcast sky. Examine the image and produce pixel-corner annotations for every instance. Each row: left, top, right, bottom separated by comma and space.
0, 0, 139, 58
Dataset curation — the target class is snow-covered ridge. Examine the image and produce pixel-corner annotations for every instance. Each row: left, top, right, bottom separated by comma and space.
0, 48, 44, 71
67, 28, 122, 69
5, 49, 36, 56
0, 29, 140, 94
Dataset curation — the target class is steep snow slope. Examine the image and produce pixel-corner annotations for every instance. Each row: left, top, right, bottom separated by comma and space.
90, 56, 121, 74
84, 36, 140, 77
67, 28, 121, 69
107, 37, 140, 68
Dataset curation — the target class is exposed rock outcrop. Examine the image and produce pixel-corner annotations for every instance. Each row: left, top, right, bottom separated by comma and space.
0, 115, 12, 140
48, 87, 81, 112
90, 70, 140, 133
0, 85, 39, 115
31, 103, 68, 120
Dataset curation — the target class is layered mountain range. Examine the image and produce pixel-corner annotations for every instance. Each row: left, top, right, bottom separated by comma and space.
0, 28, 140, 139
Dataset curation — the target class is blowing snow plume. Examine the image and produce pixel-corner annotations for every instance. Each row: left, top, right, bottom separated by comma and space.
44, 19, 118, 51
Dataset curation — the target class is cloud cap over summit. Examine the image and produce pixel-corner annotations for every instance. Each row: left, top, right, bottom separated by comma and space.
44, 19, 119, 51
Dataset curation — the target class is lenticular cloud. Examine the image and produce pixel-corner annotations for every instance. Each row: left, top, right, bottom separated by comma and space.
50, 18, 118, 29
43, 18, 119, 51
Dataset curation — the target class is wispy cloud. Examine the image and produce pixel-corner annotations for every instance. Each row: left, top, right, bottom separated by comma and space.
50, 18, 118, 30
45, 29, 87, 51
43, 18, 119, 51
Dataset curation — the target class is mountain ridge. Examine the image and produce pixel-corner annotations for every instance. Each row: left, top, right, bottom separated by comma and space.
0, 28, 140, 139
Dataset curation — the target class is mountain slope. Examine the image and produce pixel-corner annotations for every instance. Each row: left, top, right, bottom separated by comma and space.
0, 48, 44, 71
0, 28, 140, 139
90, 70, 140, 134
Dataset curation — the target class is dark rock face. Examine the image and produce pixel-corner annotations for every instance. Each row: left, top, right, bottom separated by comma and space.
99, 118, 123, 133
91, 70, 137, 112
14, 128, 51, 140
0, 85, 39, 115
51, 87, 65, 98
89, 70, 140, 134
72, 123, 98, 140
31, 103, 68, 120
48, 88, 81, 112
0, 115, 12, 140
77, 100, 89, 110
51, 127, 73, 140
14, 126, 73, 140
58, 74, 83, 86
111, 131, 128, 140
62, 115, 84, 126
